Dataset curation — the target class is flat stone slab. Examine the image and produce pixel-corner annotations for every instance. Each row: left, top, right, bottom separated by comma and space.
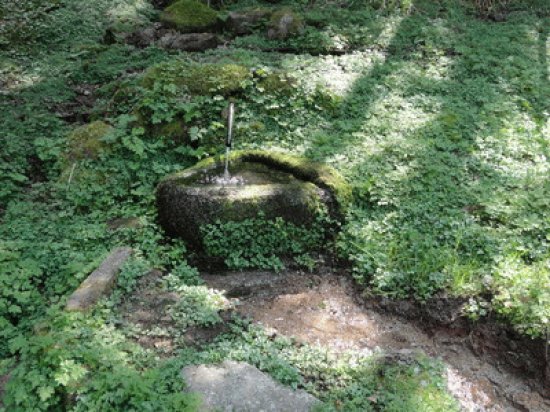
66, 247, 132, 311
182, 361, 320, 412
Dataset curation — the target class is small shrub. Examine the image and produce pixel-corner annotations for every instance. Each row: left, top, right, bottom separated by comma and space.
3, 311, 200, 411
169, 285, 231, 329
491, 257, 550, 338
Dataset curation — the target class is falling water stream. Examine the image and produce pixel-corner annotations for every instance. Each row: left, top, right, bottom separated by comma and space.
224, 101, 235, 180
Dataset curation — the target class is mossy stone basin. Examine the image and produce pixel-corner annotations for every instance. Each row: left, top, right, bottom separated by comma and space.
156, 151, 351, 250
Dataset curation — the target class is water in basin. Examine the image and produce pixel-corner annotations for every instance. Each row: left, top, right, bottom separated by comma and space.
181, 162, 301, 187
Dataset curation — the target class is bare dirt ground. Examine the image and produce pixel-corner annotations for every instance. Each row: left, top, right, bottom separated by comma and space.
0, 372, 10, 408
121, 267, 549, 412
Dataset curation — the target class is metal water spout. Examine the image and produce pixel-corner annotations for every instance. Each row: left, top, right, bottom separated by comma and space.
224, 101, 235, 179
225, 101, 235, 149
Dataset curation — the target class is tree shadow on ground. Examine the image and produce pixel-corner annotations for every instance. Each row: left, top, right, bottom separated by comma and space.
304, 0, 549, 299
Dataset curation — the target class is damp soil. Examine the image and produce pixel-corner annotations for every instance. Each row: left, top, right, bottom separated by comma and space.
0, 372, 10, 409
120, 267, 549, 412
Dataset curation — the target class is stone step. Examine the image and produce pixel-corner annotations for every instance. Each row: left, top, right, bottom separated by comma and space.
66, 247, 132, 311
182, 361, 320, 412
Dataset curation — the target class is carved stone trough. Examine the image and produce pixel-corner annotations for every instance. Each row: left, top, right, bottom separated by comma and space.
156, 150, 350, 250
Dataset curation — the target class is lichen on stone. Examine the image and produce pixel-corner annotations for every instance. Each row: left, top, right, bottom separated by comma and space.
160, 0, 219, 33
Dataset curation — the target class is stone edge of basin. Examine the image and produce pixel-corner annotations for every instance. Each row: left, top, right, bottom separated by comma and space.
157, 149, 352, 220
65, 246, 133, 312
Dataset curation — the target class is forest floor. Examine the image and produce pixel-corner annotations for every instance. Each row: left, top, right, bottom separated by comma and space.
1, 0, 548, 410
120, 267, 549, 411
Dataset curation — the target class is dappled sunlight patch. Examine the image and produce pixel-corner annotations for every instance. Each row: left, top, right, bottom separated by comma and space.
474, 109, 547, 177
374, 14, 404, 49
490, 258, 550, 337
106, 0, 154, 31
423, 54, 454, 81
168, 284, 234, 330
279, 51, 386, 96
0, 61, 42, 91
323, 94, 439, 172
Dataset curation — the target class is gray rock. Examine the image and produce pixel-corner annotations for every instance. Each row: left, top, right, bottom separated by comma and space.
157, 32, 219, 51
126, 24, 162, 47
182, 361, 320, 411
226, 10, 270, 35
267, 10, 304, 40
66, 247, 132, 311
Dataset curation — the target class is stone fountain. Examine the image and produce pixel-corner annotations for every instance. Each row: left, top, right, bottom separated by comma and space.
156, 150, 350, 251
157, 101, 350, 251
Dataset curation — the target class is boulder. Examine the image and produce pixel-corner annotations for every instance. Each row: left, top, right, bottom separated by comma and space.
160, 0, 220, 33
126, 24, 162, 47
267, 9, 304, 40
226, 9, 270, 35
157, 32, 218, 51
182, 361, 320, 411
156, 150, 351, 250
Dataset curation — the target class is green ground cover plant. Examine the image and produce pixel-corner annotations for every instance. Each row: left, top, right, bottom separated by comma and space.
201, 213, 328, 271
178, 321, 460, 411
1, 0, 549, 409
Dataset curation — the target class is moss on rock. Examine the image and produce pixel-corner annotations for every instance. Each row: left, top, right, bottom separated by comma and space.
160, 0, 219, 33
161, 149, 351, 221
157, 160, 329, 250
141, 61, 251, 96
256, 71, 296, 95
65, 121, 112, 163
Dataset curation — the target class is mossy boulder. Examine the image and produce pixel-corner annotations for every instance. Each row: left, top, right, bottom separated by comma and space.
157, 32, 219, 51
160, 0, 220, 33
156, 150, 350, 249
141, 61, 251, 96
226, 9, 271, 35
267, 9, 304, 40
65, 121, 112, 163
